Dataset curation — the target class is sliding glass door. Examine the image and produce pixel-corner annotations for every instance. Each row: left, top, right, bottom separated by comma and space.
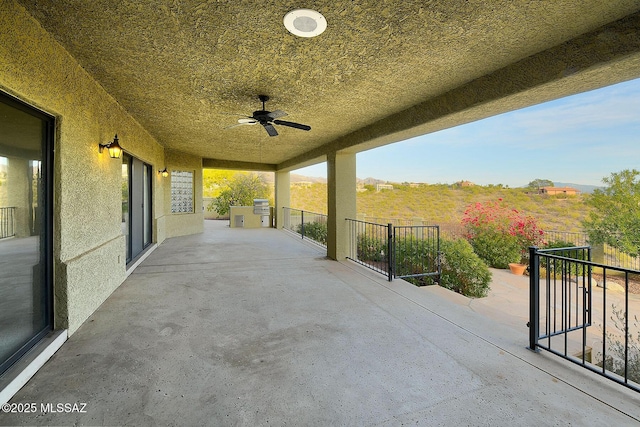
0, 93, 53, 375
122, 153, 152, 264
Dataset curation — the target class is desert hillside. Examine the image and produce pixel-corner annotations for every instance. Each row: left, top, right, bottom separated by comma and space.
291, 183, 589, 232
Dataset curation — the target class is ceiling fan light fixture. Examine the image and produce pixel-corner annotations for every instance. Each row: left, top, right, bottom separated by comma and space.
284, 9, 327, 38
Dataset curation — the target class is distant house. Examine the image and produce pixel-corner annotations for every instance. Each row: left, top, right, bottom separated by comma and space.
291, 181, 313, 187
539, 186, 580, 196
376, 184, 394, 192
457, 180, 475, 187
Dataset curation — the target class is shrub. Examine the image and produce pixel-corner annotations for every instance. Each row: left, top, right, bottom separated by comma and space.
393, 238, 438, 281
437, 238, 492, 298
468, 229, 521, 269
297, 221, 327, 246
406, 238, 492, 298
357, 235, 387, 262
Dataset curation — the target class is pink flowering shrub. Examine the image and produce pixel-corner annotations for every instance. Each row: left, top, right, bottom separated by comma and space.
461, 199, 545, 268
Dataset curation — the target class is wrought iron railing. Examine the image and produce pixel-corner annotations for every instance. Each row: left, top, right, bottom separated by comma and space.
346, 219, 441, 283
360, 218, 640, 271
544, 230, 640, 271
529, 245, 640, 393
359, 216, 413, 227
282, 207, 328, 248
346, 219, 393, 280
543, 230, 589, 246
393, 225, 441, 286
0, 207, 16, 239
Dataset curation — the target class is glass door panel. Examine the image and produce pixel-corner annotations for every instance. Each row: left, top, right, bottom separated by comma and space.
0, 93, 53, 375
123, 154, 152, 265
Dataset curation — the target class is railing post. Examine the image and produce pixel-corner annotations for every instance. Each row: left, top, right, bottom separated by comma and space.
436, 225, 442, 283
387, 223, 393, 281
301, 210, 304, 240
529, 246, 540, 351
284, 207, 291, 231
587, 246, 592, 325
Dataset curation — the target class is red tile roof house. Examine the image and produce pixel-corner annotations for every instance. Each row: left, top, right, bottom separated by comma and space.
539, 186, 580, 196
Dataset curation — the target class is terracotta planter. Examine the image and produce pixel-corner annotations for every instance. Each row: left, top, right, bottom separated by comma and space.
508, 263, 527, 275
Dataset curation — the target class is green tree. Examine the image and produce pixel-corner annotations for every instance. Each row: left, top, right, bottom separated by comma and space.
583, 169, 640, 256
209, 173, 269, 216
203, 169, 238, 198
527, 179, 554, 192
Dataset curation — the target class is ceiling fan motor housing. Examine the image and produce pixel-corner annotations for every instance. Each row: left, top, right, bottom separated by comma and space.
253, 110, 272, 122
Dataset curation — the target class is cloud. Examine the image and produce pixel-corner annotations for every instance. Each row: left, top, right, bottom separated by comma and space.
508, 81, 640, 135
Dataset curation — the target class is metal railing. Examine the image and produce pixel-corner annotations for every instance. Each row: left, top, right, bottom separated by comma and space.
393, 225, 441, 286
544, 230, 640, 271
543, 230, 589, 246
361, 219, 640, 271
0, 207, 16, 239
529, 245, 640, 393
346, 219, 441, 283
346, 219, 393, 280
360, 216, 413, 227
282, 207, 328, 248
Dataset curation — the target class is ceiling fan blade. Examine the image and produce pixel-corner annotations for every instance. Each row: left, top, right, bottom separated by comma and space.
224, 122, 256, 129
267, 110, 287, 120
273, 120, 311, 131
262, 123, 278, 137
221, 112, 253, 118
238, 118, 258, 124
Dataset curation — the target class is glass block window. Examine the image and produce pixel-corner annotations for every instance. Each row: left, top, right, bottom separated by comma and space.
170, 170, 194, 213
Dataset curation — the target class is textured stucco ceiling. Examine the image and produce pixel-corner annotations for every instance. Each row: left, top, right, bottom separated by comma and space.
15, 0, 640, 170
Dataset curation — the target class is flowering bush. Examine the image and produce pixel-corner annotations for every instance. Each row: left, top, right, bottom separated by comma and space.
462, 199, 545, 268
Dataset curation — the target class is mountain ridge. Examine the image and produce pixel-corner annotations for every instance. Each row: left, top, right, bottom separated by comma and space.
271, 172, 604, 193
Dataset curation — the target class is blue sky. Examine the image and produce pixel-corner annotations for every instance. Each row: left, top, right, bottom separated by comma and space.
295, 77, 640, 187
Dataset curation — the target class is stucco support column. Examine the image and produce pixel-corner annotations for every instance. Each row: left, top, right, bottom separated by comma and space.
275, 170, 290, 229
327, 152, 356, 260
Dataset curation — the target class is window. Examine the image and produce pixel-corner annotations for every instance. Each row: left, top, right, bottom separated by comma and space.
170, 170, 194, 213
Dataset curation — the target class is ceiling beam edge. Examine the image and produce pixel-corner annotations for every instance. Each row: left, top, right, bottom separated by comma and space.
202, 158, 277, 171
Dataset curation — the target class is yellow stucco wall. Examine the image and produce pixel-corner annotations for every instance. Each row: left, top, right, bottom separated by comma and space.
162, 149, 205, 239
0, 1, 203, 334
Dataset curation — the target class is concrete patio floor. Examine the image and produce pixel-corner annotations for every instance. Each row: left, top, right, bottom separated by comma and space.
2, 220, 640, 426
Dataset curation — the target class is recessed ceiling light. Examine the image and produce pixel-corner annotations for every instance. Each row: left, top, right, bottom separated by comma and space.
284, 9, 327, 38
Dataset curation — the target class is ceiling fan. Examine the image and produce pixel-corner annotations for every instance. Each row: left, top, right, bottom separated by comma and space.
226, 95, 311, 137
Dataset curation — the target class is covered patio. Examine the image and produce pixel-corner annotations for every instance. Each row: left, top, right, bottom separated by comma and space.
2, 221, 639, 425
3, 1, 640, 403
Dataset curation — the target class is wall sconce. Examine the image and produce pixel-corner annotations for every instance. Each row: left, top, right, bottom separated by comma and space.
159, 168, 169, 177
98, 134, 123, 159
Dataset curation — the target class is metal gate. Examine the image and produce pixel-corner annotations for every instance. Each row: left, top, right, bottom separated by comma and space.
392, 225, 441, 284
529, 245, 640, 393
345, 220, 440, 283
529, 246, 592, 351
